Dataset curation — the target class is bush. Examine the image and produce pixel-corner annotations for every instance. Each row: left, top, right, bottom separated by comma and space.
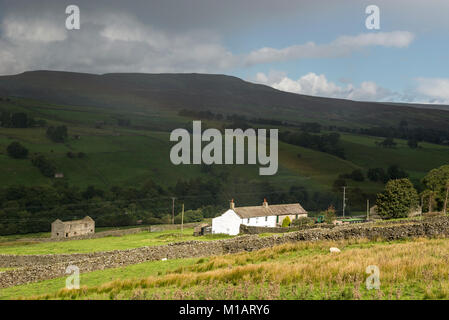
174, 209, 204, 224
292, 217, 314, 227
6, 142, 28, 159
282, 216, 291, 227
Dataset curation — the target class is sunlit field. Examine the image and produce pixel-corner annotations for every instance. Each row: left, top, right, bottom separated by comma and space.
3, 237, 449, 300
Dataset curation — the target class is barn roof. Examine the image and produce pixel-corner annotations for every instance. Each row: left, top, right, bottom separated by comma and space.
53, 216, 94, 225
233, 203, 307, 219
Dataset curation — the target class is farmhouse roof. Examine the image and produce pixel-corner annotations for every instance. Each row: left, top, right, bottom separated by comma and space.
233, 203, 307, 219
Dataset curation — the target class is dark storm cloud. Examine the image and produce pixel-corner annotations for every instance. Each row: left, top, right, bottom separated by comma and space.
0, 0, 317, 32
0, 0, 446, 76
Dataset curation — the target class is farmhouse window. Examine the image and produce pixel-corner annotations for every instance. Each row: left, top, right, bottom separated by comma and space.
247, 218, 250, 223
276, 216, 279, 223
265, 216, 268, 222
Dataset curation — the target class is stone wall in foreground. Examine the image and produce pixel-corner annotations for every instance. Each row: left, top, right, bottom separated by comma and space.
1, 217, 449, 289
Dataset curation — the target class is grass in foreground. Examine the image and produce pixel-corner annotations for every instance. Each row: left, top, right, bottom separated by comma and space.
0, 229, 233, 255
4, 237, 449, 300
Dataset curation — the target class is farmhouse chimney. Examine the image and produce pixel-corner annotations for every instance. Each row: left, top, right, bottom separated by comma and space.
263, 198, 268, 208
230, 199, 235, 210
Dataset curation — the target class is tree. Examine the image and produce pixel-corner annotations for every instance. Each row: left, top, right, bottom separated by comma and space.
322, 206, 336, 224
377, 137, 397, 148
422, 165, 449, 213
444, 181, 449, 215
174, 209, 203, 223
31, 154, 56, 177
333, 178, 347, 192
46, 125, 68, 142
421, 189, 437, 213
0, 111, 12, 127
407, 139, 419, 149
282, 216, 291, 227
6, 142, 28, 159
340, 169, 365, 182
387, 165, 408, 180
376, 178, 419, 219
11, 113, 28, 128
367, 168, 388, 183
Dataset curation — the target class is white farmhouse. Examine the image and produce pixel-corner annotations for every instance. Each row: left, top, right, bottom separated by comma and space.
212, 199, 308, 235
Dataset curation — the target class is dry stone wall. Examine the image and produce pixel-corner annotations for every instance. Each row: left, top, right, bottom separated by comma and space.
1, 217, 449, 289
7, 222, 202, 244
240, 223, 334, 234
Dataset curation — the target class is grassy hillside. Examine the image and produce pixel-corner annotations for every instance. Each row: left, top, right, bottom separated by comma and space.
0, 228, 231, 255
3, 237, 449, 300
2, 71, 449, 130
0, 71, 448, 221
1, 96, 448, 199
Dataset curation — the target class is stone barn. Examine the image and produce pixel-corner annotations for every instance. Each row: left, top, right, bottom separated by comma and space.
51, 216, 95, 239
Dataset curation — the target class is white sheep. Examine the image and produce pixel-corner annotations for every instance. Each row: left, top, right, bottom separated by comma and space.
329, 247, 341, 253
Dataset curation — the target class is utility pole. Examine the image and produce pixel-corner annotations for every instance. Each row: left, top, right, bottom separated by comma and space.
367, 199, 370, 220
181, 203, 184, 238
171, 197, 176, 224
342, 186, 347, 218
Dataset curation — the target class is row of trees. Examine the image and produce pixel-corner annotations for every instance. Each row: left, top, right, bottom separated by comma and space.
0, 111, 46, 128
6, 142, 58, 178
334, 125, 449, 146
333, 166, 409, 195
279, 131, 345, 159
375, 137, 421, 149
0, 170, 346, 235
376, 165, 449, 219
367, 165, 408, 183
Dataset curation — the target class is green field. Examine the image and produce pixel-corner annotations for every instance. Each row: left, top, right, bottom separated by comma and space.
3, 237, 449, 300
0, 228, 232, 255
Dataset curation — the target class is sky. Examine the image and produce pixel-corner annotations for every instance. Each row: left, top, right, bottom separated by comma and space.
0, 0, 448, 104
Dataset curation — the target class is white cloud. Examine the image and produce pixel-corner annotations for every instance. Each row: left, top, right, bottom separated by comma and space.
415, 78, 449, 104
254, 71, 396, 102
245, 31, 414, 65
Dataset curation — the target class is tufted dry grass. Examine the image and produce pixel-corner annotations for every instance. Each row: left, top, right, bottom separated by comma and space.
27, 237, 449, 300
